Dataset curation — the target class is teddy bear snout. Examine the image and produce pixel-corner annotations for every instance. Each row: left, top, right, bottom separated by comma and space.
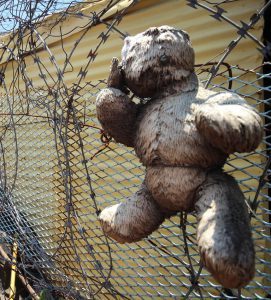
159, 54, 169, 65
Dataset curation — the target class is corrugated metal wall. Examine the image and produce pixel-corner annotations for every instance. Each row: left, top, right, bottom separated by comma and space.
0, 0, 268, 298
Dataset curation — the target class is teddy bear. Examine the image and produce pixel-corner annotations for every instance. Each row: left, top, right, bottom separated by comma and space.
95, 26, 263, 289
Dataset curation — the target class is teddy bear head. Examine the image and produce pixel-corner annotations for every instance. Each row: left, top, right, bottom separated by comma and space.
120, 25, 195, 98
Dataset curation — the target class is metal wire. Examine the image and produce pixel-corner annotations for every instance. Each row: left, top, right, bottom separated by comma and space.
0, 0, 269, 299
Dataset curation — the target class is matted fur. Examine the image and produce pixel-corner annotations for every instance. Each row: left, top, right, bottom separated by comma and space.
95, 25, 263, 288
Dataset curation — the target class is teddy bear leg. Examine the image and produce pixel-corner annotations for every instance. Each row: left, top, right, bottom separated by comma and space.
195, 171, 255, 288
99, 183, 165, 243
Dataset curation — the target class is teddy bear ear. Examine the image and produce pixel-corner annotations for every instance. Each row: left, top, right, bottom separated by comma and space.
123, 36, 131, 46
122, 36, 131, 62
179, 29, 190, 41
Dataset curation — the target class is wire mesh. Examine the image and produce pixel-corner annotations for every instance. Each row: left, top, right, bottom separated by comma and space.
0, 0, 270, 299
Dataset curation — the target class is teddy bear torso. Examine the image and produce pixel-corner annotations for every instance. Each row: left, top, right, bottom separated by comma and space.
133, 87, 228, 212
134, 87, 227, 169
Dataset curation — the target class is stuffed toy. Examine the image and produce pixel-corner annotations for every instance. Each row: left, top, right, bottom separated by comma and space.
96, 26, 263, 288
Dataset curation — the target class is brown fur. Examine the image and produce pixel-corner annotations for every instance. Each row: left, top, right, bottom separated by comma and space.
95, 26, 262, 288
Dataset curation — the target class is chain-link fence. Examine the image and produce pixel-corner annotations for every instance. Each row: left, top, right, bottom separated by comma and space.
0, 0, 270, 299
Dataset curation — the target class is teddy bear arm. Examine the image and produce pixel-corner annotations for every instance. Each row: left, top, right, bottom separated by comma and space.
107, 57, 129, 93
96, 87, 138, 147
195, 93, 263, 154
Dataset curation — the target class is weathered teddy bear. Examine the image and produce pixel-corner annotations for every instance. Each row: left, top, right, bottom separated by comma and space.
96, 26, 262, 288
